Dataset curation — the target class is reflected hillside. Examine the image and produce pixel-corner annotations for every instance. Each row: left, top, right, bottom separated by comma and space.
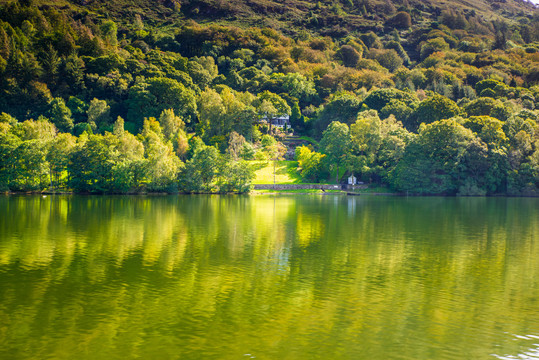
0, 195, 539, 359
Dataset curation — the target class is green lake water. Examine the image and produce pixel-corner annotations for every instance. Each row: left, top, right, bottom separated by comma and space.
1, 195, 539, 360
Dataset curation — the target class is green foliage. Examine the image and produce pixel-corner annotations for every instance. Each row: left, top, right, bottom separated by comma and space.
0, 112, 17, 125
10, 138, 50, 190
48, 97, 73, 132
289, 102, 304, 131
0, 0, 538, 195
87, 98, 111, 132
256, 91, 291, 117
217, 159, 254, 193
66, 96, 89, 123
393, 119, 475, 194
385, 41, 410, 66
315, 93, 362, 132
349, 111, 412, 183
464, 97, 510, 121
68, 132, 146, 193
136, 118, 182, 192
295, 145, 327, 182
197, 87, 257, 143
420, 38, 450, 60
40, 44, 60, 86
274, 72, 317, 106
475, 79, 505, 96
380, 100, 414, 123
461, 116, 507, 150
320, 121, 351, 183
408, 94, 461, 131
180, 143, 221, 192
100, 20, 118, 47
440, 10, 468, 30
369, 49, 403, 72
363, 88, 417, 111
159, 108, 184, 141
46, 132, 76, 189
0, 131, 22, 191
339, 45, 361, 68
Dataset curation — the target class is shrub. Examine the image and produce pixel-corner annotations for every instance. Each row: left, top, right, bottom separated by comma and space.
339, 45, 361, 68
386, 11, 412, 29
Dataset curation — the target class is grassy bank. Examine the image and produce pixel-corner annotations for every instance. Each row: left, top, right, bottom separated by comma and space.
252, 161, 302, 184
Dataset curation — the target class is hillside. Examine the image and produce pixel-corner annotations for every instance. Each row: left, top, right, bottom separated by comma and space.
1, 0, 539, 195
72, 0, 538, 29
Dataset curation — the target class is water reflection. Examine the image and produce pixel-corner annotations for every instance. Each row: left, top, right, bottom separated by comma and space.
0, 195, 539, 359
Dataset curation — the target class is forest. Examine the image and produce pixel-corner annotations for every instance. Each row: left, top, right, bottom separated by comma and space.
1, 0, 539, 194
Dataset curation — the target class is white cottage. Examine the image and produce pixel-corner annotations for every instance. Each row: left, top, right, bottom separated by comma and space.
271, 115, 290, 129
261, 115, 291, 129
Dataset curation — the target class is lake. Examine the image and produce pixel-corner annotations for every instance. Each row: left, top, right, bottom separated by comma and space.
1, 195, 539, 360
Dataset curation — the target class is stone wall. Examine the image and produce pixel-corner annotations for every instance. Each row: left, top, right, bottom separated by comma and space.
253, 184, 343, 190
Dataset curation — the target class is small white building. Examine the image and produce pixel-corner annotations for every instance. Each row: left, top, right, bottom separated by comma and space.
348, 174, 357, 185
261, 115, 291, 129
271, 115, 290, 129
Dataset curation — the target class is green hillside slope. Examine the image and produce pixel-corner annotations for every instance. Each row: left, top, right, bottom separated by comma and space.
1, 0, 539, 195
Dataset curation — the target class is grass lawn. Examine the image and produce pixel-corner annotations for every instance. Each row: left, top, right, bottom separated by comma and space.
251, 161, 353, 185
250, 161, 400, 193
251, 161, 302, 184
297, 136, 318, 146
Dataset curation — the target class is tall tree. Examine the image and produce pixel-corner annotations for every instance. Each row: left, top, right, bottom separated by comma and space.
87, 98, 111, 131
140, 118, 182, 192
159, 108, 184, 141
48, 97, 74, 132
320, 121, 351, 183
46, 132, 76, 189
40, 44, 60, 87
180, 142, 221, 193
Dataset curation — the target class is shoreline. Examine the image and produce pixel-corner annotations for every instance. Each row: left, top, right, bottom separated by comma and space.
4, 190, 538, 197
3, 183, 539, 197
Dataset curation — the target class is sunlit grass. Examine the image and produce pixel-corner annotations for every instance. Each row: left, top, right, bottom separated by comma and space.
251, 161, 302, 184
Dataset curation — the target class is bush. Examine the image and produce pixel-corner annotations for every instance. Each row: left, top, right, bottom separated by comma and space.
386, 11, 412, 29
339, 45, 361, 68
420, 38, 450, 60
369, 49, 403, 72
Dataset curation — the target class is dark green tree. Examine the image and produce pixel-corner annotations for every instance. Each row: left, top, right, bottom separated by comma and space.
127, 77, 197, 129
408, 94, 461, 131
180, 143, 221, 193
320, 121, 351, 183
48, 97, 74, 132
393, 119, 476, 194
